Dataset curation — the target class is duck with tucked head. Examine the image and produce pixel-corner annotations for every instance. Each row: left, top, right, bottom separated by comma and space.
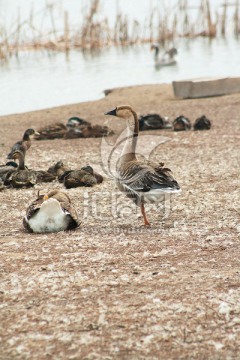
23, 189, 80, 233
173, 115, 192, 131
105, 105, 180, 226
61, 165, 103, 189
7, 128, 39, 158
0, 161, 18, 182
193, 115, 211, 130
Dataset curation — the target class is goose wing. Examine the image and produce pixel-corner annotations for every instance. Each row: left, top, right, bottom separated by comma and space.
23, 195, 45, 231
119, 161, 180, 195
58, 197, 81, 229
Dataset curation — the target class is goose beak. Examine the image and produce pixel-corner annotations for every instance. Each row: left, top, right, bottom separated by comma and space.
34, 131, 40, 136
43, 195, 49, 201
104, 108, 117, 116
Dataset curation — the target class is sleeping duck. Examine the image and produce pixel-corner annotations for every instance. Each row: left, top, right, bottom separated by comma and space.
47, 160, 71, 181
8, 128, 39, 158
0, 178, 6, 191
4, 150, 37, 188
139, 114, 171, 131
173, 115, 192, 131
0, 161, 18, 182
64, 123, 114, 139
193, 115, 211, 130
60, 165, 103, 189
35, 117, 114, 140
23, 189, 80, 233
66, 116, 91, 128
34, 170, 56, 183
34, 123, 67, 140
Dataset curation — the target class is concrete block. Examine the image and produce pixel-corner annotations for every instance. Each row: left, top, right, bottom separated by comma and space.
172, 77, 240, 99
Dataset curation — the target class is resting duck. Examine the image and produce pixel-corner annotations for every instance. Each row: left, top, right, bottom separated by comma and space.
151, 44, 178, 68
34, 170, 56, 183
173, 115, 192, 131
47, 160, 71, 181
34, 123, 67, 140
64, 124, 114, 139
23, 189, 80, 233
0, 178, 5, 191
193, 115, 211, 130
105, 105, 180, 226
139, 114, 171, 131
4, 150, 37, 188
0, 161, 18, 182
7, 128, 39, 158
35, 117, 114, 140
61, 165, 103, 189
66, 116, 91, 128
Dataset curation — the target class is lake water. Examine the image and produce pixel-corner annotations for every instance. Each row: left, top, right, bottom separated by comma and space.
0, 0, 239, 116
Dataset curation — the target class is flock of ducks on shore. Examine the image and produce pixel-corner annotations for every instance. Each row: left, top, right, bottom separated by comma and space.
1, 106, 211, 232
139, 113, 211, 132
35, 116, 114, 140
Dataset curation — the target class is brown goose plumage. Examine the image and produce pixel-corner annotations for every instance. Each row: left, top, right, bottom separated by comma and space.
105, 105, 180, 226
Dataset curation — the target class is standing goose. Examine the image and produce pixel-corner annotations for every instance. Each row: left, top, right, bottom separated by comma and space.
23, 189, 80, 233
7, 128, 39, 158
105, 105, 180, 226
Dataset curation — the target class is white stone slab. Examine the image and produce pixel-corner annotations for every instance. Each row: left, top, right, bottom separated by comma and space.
172, 77, 240, 98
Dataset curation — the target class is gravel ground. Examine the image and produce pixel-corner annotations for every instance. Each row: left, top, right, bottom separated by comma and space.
0, 84, 240, 359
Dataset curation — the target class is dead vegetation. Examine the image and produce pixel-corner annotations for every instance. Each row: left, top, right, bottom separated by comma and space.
0, 0, 240, 61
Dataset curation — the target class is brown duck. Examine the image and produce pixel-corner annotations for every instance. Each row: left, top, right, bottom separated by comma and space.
7, 128, 39, 158
4, 150, 37, 188
61, 165, 103, 189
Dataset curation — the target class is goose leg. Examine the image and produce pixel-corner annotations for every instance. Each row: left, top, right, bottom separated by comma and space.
141, 203, 150, 226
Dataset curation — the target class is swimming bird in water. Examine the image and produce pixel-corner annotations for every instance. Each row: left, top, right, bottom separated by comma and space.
151, 44, 178, 68
105, 105, 180, 226
23, 189, 80, 233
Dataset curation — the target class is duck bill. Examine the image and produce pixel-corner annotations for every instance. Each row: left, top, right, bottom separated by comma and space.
104, 108, 117, 116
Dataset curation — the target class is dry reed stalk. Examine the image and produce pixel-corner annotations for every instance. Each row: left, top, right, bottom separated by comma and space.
64, 11, 70, 51
221, 0, 228, 36
0, 0, 238, 59
233, 0, 239, 36
205, 0, 216, 37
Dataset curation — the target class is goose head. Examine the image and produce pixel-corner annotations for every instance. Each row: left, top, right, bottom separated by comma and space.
43, 189, 71, 204
105, 105, 135, 120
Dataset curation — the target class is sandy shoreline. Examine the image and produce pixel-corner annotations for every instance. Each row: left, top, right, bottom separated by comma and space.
0, 84, 240, 359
